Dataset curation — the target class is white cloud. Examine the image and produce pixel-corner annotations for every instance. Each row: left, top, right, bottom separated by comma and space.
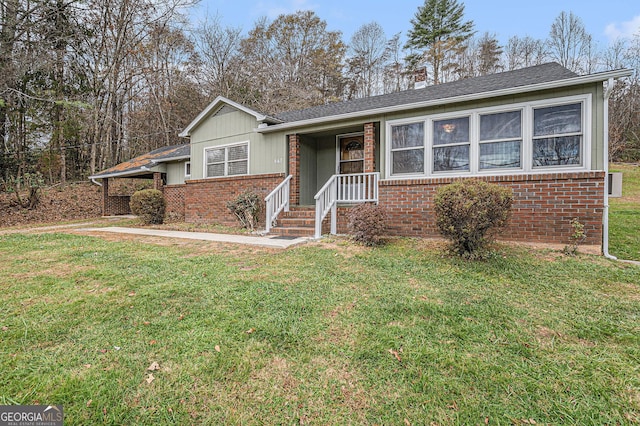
605, 15, 640, 41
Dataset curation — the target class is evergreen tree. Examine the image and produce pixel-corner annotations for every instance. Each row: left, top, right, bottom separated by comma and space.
405, 0, 474, 85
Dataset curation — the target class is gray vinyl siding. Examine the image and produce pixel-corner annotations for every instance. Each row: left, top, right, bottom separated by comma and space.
188, 109, 287, 180
165, 161, 187, 185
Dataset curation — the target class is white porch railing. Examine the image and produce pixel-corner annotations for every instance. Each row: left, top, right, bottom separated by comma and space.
314, 172, 379, 239
265, 175, 292, 233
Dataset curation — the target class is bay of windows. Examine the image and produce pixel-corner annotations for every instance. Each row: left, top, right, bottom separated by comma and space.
205, 143, 248, 178
389, 97, 586, 177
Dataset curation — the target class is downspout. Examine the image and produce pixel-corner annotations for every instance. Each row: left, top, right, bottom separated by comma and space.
603, 77, 616, 260
91, 178, 102, 187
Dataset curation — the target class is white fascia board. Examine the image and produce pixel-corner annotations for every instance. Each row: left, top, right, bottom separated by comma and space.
154, 154, 191, 163
257, 69, 634, 134
179, 96, 283, 138
88, 167, 155, 180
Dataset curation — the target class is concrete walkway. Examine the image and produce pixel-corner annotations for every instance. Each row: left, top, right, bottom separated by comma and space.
77, 226, 310, 249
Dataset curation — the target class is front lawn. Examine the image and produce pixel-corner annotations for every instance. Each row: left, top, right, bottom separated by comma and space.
1, 234, 638, 424
610, 163, 640, 261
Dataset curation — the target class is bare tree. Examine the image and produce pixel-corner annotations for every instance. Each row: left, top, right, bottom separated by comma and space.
240, 11, 345, 113
193, 15, 246, 100
345, 22, 388, 98
548, 11, 595, 74
504, 35, 548, 71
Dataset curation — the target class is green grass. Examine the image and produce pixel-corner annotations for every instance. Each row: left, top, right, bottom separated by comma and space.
1, 234, 639, 424
609, 163, 640, 261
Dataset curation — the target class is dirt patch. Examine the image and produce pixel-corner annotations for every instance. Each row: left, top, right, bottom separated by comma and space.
0, 182, 102, 228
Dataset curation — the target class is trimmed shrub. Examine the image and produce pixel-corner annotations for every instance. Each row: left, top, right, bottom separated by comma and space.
130, 189, 165, 224
434, 179, 513, 258
227, 191, 260, 231
347, 203, 388, 246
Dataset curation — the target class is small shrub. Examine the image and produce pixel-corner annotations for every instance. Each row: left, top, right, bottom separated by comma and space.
130, 189, 165, 224
227, 191, 261, 231
563, 218, 586, 256
347, 203, 388, 246
434, 179, 513, 258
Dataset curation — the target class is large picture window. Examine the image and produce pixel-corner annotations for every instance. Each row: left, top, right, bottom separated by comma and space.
386, 96, 588, 178
205, 143, 248, 178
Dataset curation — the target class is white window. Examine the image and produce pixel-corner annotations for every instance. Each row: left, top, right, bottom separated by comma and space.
386, 95, 589, 178
205, 143, 248, 178
390, 122, 425, 175
185, 162, 191, 177
433, 116, 470, 172
533, 103, 582, 167
479, 110, 522, 170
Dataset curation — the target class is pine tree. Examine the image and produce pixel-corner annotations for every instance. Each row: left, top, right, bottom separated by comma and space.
405, 0, 474, 85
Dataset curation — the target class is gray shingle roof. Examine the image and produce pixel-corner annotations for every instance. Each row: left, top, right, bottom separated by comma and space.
274, 63, 577, 123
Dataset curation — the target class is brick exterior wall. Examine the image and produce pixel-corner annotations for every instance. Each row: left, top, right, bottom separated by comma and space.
184, 173, 286, 226
364, 122, 376, 173
289, 134, 301, 205
101, 178, 132, 216
153, 172, 164, 191
376, 171, 605, 245
164, 184, 186, 220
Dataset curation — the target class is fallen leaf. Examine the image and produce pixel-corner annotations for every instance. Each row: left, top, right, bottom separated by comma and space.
1, 326, 8, 331
147, 361, 160, 371
86, 400, 92, 407
128, 292, 136, 297
178, 314, 184, 321
388, 348, 401, 362
485, 417, 489, 424
113, 346, 121, 351
146, 373, 155, 384
143, 321, 150, 325
214, 345, 221, 352
245, 328, 255, 334
84, 364, 92, 369
404, 418, 411, 426
149, 340, 157, 345
99, 349, 107, 353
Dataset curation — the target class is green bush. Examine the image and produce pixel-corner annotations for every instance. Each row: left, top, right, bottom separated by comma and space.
130, 189, 165, 224
347, 203, 388, 246
227, 191, 260, 231
434, 179, 513, 258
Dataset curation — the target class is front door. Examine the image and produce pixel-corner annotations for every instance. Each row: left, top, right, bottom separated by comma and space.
338, 134, 364, 174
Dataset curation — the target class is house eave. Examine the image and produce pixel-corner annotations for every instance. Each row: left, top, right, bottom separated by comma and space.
257, 68, 634, 134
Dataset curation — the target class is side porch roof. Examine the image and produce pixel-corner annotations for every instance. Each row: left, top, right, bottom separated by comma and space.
89, 143, 190, 180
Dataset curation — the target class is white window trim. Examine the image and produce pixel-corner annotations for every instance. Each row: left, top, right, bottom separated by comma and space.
203, 141, 250, 179
185, 161, 191, 178
385, 94, 592, 179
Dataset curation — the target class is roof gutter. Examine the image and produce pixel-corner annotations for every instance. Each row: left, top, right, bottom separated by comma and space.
603, 77, 616, 260
88, 166, 153, 181
257, 69, 633, 134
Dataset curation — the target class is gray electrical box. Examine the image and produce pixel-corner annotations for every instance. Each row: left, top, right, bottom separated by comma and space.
608, 172, 623, 198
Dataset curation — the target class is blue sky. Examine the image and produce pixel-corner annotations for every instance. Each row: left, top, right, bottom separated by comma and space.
191, 0, 640, 48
